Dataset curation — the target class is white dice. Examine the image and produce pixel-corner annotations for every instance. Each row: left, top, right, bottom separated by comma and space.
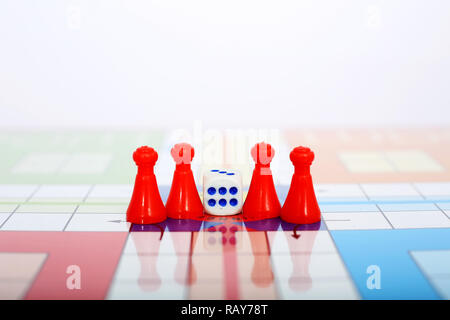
203, 169, 243, 216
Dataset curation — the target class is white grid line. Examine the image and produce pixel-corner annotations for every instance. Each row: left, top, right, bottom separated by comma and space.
413, 183, 450, 222
63, 184, 95, 231
0, 185, 42, 230
0, 204, 20, 230
374, 203, 395, 229
357, 183, 395, 229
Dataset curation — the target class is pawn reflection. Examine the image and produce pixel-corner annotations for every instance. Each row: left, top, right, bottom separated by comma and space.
130, 231, 162, 291
244, 218, 281, 288
281, 221, 321, 292
166, 218, 203, 286
248, 232, 274, 288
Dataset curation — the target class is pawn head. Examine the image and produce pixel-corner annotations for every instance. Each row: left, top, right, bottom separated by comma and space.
251, 142, 275, 165
290, 146, 314, 166
171, 143, 195, 165
133, 146, 158, 166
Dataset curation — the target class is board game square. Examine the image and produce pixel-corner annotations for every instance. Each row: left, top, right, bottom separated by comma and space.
268, 230, 338, 254
86, 185, 133, 201
30, 185, 91, 201
192, 230, 253, 255
0, 213, 10, 227
277, 278, 359, 300
191, 254, 224, 280
445, 210, 450, 219
426, 277, 450, 300
0, 185, 39, 201
1, 213, 71, 231
107, 279, 186, 300
414, 182, 450, 199
236, 253, 277, 286
65, 213, 130, 231
410, 250, 450, 276
272, 253, 351, 279
187, 281, 225, 300
360, 183, 421, 199
0, 204, 18, 213
384, 211, 450, 229
16, 204, 77, 214
339, 152, 394, 173
385, 150, 443, 172
0, 253, 47, 280
319, 204, 378, 213
238, 279, 278, 299
436, 202, 450, 210
378, 202, 439, 212
314, 184, 367, 200
114, 255, 179, 281
123, 231, 192, 255
0, 281, 36, 300
85, 198, 129, 204
323, 212, 392, 230
25, 197, 82, 204
410, 250, 450, 299
76, 204, 127, 214
11, 153, 67, 174
60, 153, 112, 174
235, 231, 266, 255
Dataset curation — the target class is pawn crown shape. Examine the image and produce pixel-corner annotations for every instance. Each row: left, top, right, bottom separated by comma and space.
133, 146, 158, 166
281, 146, 321, 225
290, 146, 314, 166
166, 143, 204, 220
242, 142, 281, 221
126, 146, 166, 224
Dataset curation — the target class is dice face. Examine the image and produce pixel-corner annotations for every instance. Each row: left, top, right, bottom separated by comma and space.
203, 169, 243, 216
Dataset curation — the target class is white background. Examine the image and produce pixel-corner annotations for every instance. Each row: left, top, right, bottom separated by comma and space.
1, 0, 449, 129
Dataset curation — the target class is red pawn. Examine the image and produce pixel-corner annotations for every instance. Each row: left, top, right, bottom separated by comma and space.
166, 143, 204, 220
281, 146, 321, 224
127, 146, 166, 224
242, 142, 281, 221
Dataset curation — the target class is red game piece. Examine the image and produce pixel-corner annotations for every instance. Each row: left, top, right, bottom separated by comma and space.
126, 146, 166, 224
280, 146, 321, 224
166, 143, 204, 219
242, 142, 281, 220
